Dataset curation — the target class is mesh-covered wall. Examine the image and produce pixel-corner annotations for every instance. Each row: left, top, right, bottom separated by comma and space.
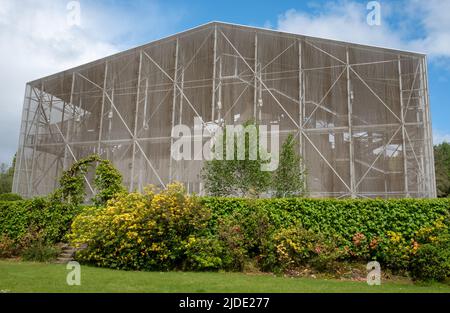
12, 22, 436, 199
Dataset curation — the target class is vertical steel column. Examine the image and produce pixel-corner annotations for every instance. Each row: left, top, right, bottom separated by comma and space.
301, 40, 307, 169
258, 66, 263, 122
107, 88, 114, 159
13, 85, 32, 195
211, 25, 217, 123
97, 61, 108, 154
44, 94, 53, 191
29, 83, 44, 196
61, 101, 66, 140
56, 100, 67, 190
298, 39, 303, 158
138, 78, 148, 191
420, 57, 430, 197
169, 38, 179, 182
418, 60, 427, 196
422, 56, 436, 197
346, 47, 356, 198
130, 50, 143, 191
216, 58, 222, 123
398, 55, 409, 197
71, 88, 81, 144
64, 72, 76, 170
179, 70, 185, 125
253, 31, 258, 120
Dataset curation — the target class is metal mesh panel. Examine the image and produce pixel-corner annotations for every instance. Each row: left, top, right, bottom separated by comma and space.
13, 22, 436, 199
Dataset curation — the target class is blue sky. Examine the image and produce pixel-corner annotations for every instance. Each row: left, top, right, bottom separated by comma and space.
0, 0, 449, 165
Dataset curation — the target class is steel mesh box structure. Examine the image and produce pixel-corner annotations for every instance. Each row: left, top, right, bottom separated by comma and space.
12, 22, 436, 199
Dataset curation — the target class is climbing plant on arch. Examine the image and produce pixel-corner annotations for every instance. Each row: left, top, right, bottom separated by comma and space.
51, 154, 125, 206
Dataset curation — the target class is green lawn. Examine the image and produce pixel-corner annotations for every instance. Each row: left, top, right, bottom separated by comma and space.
0, 260, 449, 293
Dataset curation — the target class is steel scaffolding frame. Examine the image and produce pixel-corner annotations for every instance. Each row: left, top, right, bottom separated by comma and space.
13, 22, 436, 199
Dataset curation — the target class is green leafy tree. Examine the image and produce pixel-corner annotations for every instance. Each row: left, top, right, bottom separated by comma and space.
272, 134, 307, 197
434, 142, 450, 198
202, 121, 271, 197
0, 154, 16, 194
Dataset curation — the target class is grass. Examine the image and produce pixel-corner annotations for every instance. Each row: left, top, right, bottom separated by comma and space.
0, 260, 449, 293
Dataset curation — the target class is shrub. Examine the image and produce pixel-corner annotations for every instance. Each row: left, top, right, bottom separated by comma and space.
20, 228, 60, 262
183, 235, 224, 270
409, 218, 450, 281
0, 193, 22, 201
410, 234, 450, 282
0, 234, 20, 258
0, 228, 60, 261
215, 205, 275, 271
374, 231, 413, 272
69, 183, 213, 271
272, 226, 343, 271
216, 213, 250, 271
21, 242, 59, 262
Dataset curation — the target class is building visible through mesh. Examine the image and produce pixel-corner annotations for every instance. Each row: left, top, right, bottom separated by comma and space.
12, 22, 436, 199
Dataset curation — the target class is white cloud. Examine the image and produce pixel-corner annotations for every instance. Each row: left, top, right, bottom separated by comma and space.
433, 130, 450, 145
408, 0, 450, 58
0, 0, 182, 165
276, 1, 405, 50
275, 0, 450, 59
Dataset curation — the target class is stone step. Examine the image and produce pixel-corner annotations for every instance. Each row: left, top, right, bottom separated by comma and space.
55, 257, 73, 264
54, 243, 79, 264
60, 252, 74, 258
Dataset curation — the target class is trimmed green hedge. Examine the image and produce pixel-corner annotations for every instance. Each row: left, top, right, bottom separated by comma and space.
0, 199, 81, 243
202, 197, 450, 243
65, 186, 450, 280
3, 196, 449, 246
0, 193, 23, 201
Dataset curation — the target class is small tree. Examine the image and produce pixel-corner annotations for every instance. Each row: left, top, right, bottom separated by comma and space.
201, 156, 236, 197
201, 121, 271, 197
272, 134, 306, 198
0, 154, 16, 194
434, 142, 450, 198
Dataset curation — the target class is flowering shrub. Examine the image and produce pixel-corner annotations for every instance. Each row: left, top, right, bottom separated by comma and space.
273, 226, 343, 271
348, 232, 371, 259
410, 234, 450, 282
69, 183, 215, 271
216, 206, 275, 271
374, 231, 413, 272
0, 234, 19, 258
183, 235, 224, 270
409, 217, 450, 281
